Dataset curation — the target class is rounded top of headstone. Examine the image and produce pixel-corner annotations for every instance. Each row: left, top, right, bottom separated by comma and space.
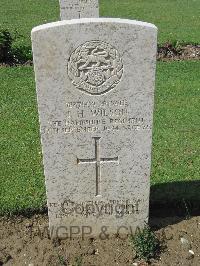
31, 18, 157, 35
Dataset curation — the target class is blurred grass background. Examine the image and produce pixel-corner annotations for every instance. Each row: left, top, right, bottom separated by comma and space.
0, 0, 199, 46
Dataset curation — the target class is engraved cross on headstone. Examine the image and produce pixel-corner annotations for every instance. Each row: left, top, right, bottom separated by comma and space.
77, 137, 119, 196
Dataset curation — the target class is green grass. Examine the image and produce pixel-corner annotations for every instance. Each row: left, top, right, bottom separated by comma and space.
151, 60, 200, 202
152, 61, 200, 184
101, 0, 200, 44
0, 0, 59, 46
0, 0, 199, 46
0, 61, 199, 215
0, 67, 45, 214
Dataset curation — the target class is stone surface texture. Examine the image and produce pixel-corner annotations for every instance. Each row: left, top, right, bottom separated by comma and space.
59, 0, 99, 20
32, 18, 157, 238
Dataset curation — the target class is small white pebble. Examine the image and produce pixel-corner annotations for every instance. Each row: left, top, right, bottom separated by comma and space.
180, 237, 189, 245
95, 249, 99, 255
189, 250, 194, 255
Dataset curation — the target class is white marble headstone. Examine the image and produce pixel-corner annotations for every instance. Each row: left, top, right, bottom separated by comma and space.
59, 0, 99, 20
32, 18, 157, 238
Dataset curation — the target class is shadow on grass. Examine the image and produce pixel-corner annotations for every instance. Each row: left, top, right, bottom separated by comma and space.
2, 206, 48, 219
149, 180, 200, 228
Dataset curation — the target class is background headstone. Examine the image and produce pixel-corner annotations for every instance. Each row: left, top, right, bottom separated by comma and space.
32, 18, 157, 238
59, 0, 99, 20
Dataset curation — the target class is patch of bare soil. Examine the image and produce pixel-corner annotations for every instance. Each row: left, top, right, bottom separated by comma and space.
157, 44, 200, 61
0, 214, 200, 266
0, 60, 33, 67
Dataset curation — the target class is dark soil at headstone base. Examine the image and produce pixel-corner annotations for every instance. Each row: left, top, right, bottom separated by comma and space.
0, 215, 200, 266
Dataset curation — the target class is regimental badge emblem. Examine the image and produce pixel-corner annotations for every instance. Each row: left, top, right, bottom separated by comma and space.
68, 40, 123, 95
